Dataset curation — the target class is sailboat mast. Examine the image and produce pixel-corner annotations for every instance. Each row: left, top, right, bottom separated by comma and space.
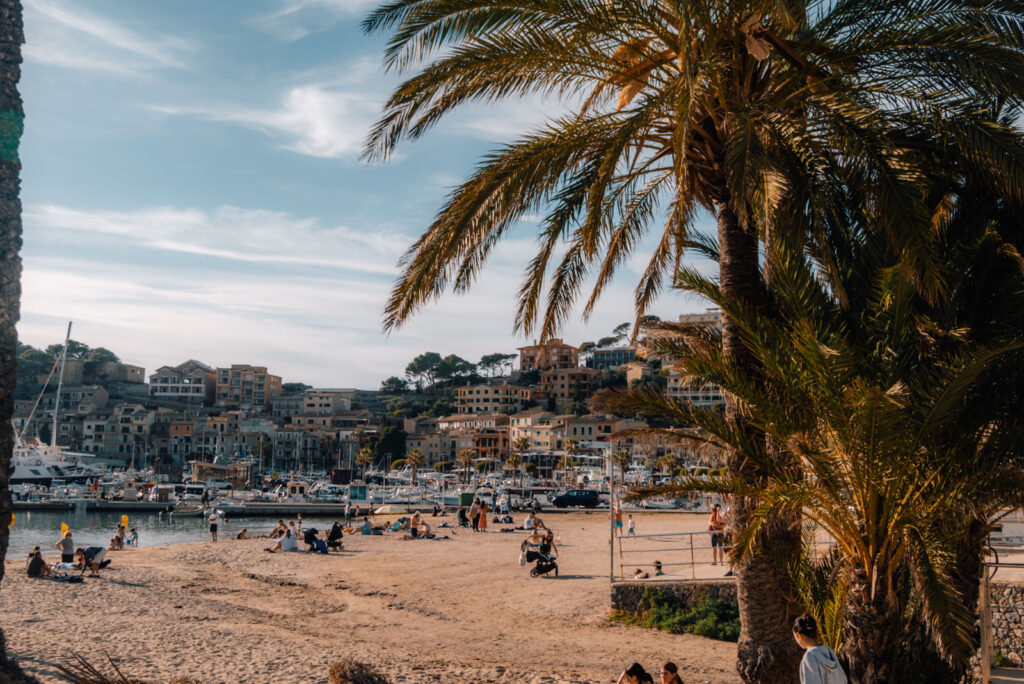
51, 321, 72, 447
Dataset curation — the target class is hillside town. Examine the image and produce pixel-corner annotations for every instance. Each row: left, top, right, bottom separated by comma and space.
12, 311, 726, 484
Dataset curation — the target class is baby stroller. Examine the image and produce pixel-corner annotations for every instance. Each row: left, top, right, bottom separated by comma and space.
326, 522, 344, 551
521, 539, 558, 577
303, 528, 328, 555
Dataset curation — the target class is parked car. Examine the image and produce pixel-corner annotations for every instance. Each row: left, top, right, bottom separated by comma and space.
206, 478, 233, 491
550, 489, 604, 509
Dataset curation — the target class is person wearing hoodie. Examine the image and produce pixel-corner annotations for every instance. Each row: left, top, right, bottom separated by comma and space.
793, 614, 848, 684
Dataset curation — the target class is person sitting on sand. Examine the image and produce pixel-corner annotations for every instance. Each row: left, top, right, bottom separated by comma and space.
457, 507, 469, 527
267, 520, 286, 539
634, 568, 650, 579
266, 529, 299, 553
653, 560, 664, 576
26, 550, 51, 578
109, 534, 124, 551
360, 517, 373, 536
236, 528, 249, 540
524, 512, 547, 531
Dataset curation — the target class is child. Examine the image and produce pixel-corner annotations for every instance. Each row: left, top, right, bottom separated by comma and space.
129, 528, 138, 546
627, 514, 635, 535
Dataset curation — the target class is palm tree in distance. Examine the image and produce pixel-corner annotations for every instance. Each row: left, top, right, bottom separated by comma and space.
355, 447, 374, 480
405, 448, 424, 486
512, 436, 531, 487
364, 1, 1024, 680
562, 438, 580, 487
612, 448, 631, 488
457, 448, 475, 485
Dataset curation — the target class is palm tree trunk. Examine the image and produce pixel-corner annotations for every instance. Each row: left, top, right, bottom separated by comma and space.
0, 3, 34, 681
717, 201, 803, 683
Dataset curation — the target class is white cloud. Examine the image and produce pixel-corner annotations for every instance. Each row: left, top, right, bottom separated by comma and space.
151, 80, 382, 160
251, 0, 380, 41
18, 202, 690, 387
24, 0, 193, 76
26, 204, 403, 275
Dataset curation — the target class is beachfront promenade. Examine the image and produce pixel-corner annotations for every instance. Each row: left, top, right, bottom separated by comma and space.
1, 511, 740, 683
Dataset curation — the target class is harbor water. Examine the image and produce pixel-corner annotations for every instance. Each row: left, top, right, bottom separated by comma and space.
6, 510, 351, 559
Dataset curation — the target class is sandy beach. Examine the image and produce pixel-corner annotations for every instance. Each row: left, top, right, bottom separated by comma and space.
1, 511, 740, 683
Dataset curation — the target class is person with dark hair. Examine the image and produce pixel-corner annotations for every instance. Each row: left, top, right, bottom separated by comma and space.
26, 550, 50, 578
660, 661, 681, 684
792, 614, 847, 684
469, 498, 481, 531
708, 503, 727, 565
617, 663, 651, 684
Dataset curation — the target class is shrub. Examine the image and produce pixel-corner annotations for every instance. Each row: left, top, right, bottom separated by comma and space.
611, 588, 741, 643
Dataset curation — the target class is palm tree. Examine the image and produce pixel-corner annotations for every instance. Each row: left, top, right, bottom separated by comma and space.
0, 3, 27, 679
505, 451, 522, 488
562, 438, 580, 486
364, 2, 1024, 679
612, 448, 631, 488
605, 176, 1024, 682
456, 448, 476, 484
355, 447, 374, 480
319, 433, 338, 472
405, 448, 424, 486
512, 436, 531, 487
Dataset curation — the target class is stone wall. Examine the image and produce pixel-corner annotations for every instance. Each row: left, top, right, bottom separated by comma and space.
611, 579, 737, 616
990, 582, 1024, 665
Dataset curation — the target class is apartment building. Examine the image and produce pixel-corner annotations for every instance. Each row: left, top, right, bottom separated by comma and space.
404, 431, 474, 466
303, 389, 355, 414
215, 364, 282, 409
437, 413, 510, 431
587, 346, 636, 371
536, 367, 599, 410
473, 428, 509, 461
454, 382, 531, 414
517, 338, 579, 372
667, 371, 725, 407
509, 409, 555, 448
149, 360, 216, 404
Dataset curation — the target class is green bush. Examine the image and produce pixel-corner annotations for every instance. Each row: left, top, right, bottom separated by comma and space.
994, 651, 1013, 668
611, 588, 740, 643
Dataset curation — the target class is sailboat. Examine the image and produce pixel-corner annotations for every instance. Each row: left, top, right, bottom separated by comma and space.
11, 322, 103, 486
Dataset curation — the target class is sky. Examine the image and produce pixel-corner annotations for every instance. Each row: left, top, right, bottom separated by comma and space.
18, 0, 714, 389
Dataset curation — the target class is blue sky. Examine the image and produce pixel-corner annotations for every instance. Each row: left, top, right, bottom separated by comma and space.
19, 0, 712, 388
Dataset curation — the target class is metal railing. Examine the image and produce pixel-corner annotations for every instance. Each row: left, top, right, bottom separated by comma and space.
614, 527, 837, 581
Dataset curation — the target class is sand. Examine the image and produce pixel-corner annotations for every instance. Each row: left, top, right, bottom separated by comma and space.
0, 511, 740, 683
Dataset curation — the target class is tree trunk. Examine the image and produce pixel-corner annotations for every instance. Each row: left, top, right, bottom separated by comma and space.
0, 2, 29, 680
841, 571, 905, 683
717, 202, 803, 683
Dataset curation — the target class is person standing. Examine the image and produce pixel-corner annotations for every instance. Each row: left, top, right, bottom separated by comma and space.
469, 498, 481, 532
56, 530, 75, 563
344, 501, 352, 524
208, 508, 221, 542
613, 500, 624, 537
627, 514, 636, 536
708, 503, 727, 566
478, 501, 488, 532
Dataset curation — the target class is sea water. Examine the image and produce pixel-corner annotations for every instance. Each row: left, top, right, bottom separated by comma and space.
6, 510, 349, 558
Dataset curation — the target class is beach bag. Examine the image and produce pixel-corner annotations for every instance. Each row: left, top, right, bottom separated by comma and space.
518, 550, 527, 566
